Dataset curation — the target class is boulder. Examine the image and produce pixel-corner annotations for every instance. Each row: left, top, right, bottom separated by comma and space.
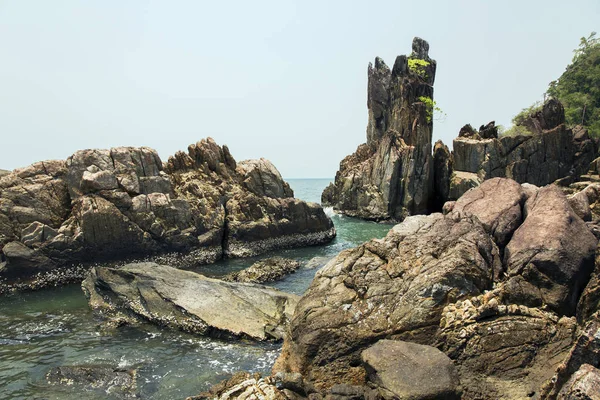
186, 372, 286, 400
237, 158, 294, 199
361, 339, 460, 400
273, 212, 499, 390
222, 257, 301, 284
452, 178, 525, 248
502, 185, 597, 315
82, 262, 299, 341
322, 37, 436, 221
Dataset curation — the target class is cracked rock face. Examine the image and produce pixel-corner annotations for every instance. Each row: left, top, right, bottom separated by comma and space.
273, 177, 600, 399
82, 262, 299, 341
322, 37, 436, 221
0, 138, 334, 287
449, 99, 596, 200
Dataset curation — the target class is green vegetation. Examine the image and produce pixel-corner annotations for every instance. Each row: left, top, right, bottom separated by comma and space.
547, 32, 600, 135
501, 102, 541, 137
503, 32, 600, 137
408, 58, 430, 79
418, 96, 445, 123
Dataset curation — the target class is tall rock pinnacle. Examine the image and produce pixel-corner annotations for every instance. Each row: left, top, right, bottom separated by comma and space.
322, 37, 437, 221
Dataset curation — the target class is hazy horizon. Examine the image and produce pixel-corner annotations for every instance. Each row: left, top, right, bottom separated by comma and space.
1, 1, 598, 178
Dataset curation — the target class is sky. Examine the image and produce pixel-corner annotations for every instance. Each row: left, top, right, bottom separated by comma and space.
0, 1, 598, 178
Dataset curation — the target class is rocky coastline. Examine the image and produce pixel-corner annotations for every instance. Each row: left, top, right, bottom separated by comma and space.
0, 137, 335, 292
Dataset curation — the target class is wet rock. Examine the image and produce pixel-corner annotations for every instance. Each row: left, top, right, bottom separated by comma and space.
82, 262, 299, 341
502, 185, 597, 315
46, 365, 137, 398
222, 257, 301, 284
273, 212, 499, 390
322, 37, 436, 221
361, 339, 460, 400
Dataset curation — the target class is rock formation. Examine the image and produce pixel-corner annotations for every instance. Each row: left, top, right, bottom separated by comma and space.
82, 262, 298, 341
0, 138, 335, 287
443, 99, 597, 202
265, 178, 600, 399
222, 257, 301, 284
322, 37, 436, 221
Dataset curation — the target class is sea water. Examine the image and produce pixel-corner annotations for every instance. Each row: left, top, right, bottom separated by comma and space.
0, 179, 392, 399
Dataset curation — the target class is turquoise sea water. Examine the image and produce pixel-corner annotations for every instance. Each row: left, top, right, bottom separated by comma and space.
0, 179, 393, 400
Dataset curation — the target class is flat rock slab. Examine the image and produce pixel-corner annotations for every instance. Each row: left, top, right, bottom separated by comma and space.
82, 262, 299, 341
361, 339, 460, 400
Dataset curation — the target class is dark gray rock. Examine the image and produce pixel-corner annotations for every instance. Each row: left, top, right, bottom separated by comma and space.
433, 140, 452, 209
322, 37, 436, 221
46, 365, 137, 398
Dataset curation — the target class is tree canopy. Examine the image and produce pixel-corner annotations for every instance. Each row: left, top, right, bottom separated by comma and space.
547, 32, 600, 135
504, 32, 600, 137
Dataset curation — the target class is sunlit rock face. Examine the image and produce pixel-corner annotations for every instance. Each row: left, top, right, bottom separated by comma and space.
322, 37, 436, 222
0, 138, 335, 285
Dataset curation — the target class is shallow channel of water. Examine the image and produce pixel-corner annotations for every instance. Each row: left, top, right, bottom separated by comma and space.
0, 179, 393, 400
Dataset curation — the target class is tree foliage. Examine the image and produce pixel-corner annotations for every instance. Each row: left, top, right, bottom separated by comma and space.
547, 32, 600, 136
503, 32, 600, 138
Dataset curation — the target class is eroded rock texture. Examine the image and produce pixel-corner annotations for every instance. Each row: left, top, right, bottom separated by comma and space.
449, 99, 597, 200
322, 37, 436, 221
0, 138, 334, 285
272, 178, 600, 399
82, 262, 298, 341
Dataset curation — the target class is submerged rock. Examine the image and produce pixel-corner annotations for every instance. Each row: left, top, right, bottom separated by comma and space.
322, 37, 436, 221
46, 365, 137, 398
0, 138, 335, 288
222, 257, 301, 284
82, 262, 298, 341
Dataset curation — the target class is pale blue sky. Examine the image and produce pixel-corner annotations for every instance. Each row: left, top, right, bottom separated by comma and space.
1, 1, 598, 178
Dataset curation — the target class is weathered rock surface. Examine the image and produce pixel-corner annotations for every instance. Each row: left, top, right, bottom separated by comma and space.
222, 257, 301, 284
0, 138, 334, 287
452, 178, 525, 249
322, 37, 436, 221
502, 185, 597, 315
433, 140, 452, 210
186, 372, 286, 400
274, 211, 499, 389
361, 339, 460, 400
271, 178, 600, 399
82, 262, 299, 341
556, 364, 600, 399
449, 99, 596, 200
46, 365, 137, 398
